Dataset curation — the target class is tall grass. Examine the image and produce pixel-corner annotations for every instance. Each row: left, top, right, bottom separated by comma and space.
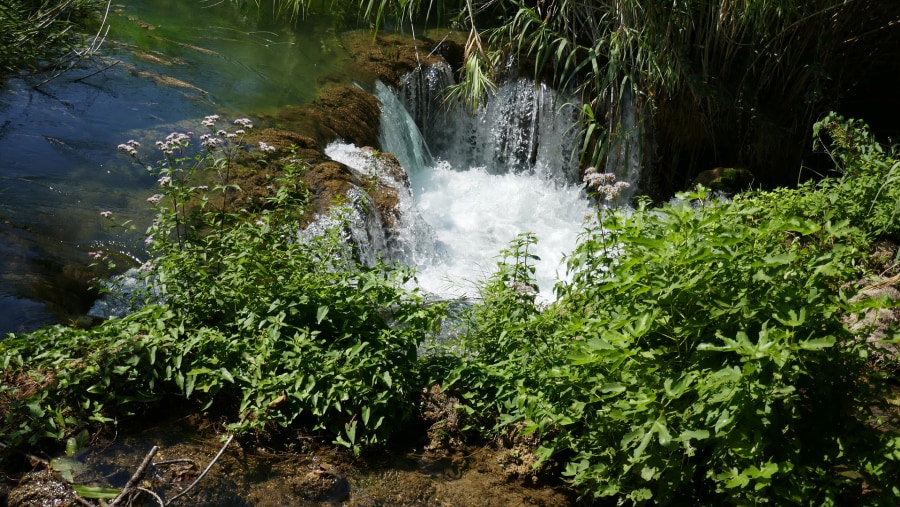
259, 0, 900, 195
478, 0, 900, 193
241, 0, 463, 29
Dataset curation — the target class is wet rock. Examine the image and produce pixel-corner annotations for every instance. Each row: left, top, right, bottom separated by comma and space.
275, 84, 381, 150
7, 470, 77, 507
846, 275, 900, 370
338, 30, 463, 88
419, 385, 466, 455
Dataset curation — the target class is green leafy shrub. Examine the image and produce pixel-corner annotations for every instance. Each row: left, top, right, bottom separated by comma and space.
1, 118, 443, 452
811, 113, 900, 239
440, 233, 569, 433
441, 185, 900, 504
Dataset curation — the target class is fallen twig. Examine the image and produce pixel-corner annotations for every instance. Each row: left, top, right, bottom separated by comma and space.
153, 458, 196, 466
137, 486, 165, 507
108, 445, 158, 507
72, 59, 120, 83
868, 272, 900, 290
165, 434, 234, 506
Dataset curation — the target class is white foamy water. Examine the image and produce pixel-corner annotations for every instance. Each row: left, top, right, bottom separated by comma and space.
325, 143, 592, 301
325, 73, 598, 302
409, 161, 592, 300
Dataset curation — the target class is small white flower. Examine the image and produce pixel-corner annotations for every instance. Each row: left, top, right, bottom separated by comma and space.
202, 137, 223, 149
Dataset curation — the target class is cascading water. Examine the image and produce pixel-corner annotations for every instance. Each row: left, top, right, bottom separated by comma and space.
397, 63, 581, 181
605, 85, 644, 198
328, 68, 595, 301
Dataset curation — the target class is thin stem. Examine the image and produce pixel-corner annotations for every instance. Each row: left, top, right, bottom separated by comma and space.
165, 434, 233, 506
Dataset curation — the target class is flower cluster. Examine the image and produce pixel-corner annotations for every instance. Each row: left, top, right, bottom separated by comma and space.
155, 132, 191, 156
258, 141, 276, 153
200, 114, 220, 128
583, 166, 631, 203
200, 133, 223, 150
117, 139, 141, 157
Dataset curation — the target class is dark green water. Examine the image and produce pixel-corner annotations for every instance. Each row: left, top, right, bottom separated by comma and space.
0, 1, 348, 334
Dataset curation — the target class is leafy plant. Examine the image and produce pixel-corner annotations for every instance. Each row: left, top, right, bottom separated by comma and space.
0, 116, 444, 453
0, 0, 84, 76
439, 181, 900, 503
811, 112, 900, 239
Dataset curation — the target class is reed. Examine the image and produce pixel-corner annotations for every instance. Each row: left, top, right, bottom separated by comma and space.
481, 0, 900, 192
0, 0, 99, 77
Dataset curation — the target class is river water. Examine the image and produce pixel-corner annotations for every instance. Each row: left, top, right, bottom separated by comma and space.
0, 1, 593, 334
0, 1, 345, 334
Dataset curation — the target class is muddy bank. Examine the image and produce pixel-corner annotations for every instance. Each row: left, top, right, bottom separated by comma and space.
1, 393, 577, 507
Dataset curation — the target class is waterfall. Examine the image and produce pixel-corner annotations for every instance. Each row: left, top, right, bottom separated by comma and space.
376, 80, 434, 175
605, 85, 643, 199
330, 69, 594, 301
398, 64, 581, 182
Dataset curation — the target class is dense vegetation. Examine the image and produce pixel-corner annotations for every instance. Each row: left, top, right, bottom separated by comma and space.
3, 0, 900, 504
3, 110, 900, 503
438, 115, 900, 504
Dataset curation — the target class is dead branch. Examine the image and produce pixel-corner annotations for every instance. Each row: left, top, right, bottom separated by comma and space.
164, 434, 234, 506
108, 445, 158, 507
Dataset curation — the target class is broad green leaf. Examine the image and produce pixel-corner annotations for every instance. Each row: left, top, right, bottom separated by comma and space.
73, 486, 121, 499
799, 336, 836, 350
600, 383, 626, 395
653, 416, 672, 447
679, 429, 710, 442
316, 305, 329, 324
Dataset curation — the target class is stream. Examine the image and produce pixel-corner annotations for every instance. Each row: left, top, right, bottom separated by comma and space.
0, 1, 593, 329
0, 2, 595, 504
0, 0, 347, 334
